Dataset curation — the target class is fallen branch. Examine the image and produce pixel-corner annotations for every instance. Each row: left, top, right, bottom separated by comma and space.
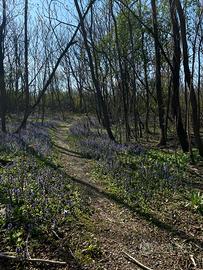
0, 253, 67, 266
122, 251, 153, 270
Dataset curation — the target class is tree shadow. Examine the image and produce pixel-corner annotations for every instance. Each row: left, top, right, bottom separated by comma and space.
23, 142, 203, 251
53, 143, 92, 160
182, 179, 203, 190
54, 143, 82, 156
0, 159, 13, 168
66, 174, 203, 250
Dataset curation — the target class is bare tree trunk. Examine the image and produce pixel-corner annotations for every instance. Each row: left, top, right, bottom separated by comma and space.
127, 16, 139, 140
197, 36, 202, 122
138, 0, 150, 137
74, 0, 115, 141
14, 34, 20, 115
110, 1, 130, 142
176, 0, 203, 156
0, 0, 7, 132
169, 0, 189, 152
165, 76, 171, 141
151, 0, 166, 145
17, 0, 29, 131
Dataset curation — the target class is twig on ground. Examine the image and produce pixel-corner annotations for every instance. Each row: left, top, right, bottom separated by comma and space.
69, 248, 76, 260
52, 229, 61, 239
0, 253, 67, 266
25, 233, 31, 259
189, 254, 197, 268
1, 252, 16, 255
122, 251, 153, 270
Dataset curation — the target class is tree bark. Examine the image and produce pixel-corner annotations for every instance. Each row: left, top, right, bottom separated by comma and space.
169, 0, 189, 152
151, 0, 166, 145
17, 0, 29, 131
176, 0, 203, 156
111, 4, 130, 142
0, 0, 7, 132
74, 0, 115, 141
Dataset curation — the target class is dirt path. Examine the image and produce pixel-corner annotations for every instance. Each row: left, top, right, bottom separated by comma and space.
54, 122, 202, 270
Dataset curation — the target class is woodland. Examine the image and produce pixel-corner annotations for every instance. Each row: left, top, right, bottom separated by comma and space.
0, 0, 203, 269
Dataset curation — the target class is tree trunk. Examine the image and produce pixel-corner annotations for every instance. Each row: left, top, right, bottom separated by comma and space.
74, 0, 115, 141
176, 0, 203, 156
110, 1, 130, 142
151, 0, 166, 145
169, 0, 189, 152
18, 0, 29, 131
0, 0, 7, 132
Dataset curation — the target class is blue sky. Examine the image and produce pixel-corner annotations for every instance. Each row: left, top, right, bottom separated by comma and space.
28, 0, 77, 26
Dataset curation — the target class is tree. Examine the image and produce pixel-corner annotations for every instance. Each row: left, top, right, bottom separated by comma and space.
17, 0, 29, 131
169, 0, 189, 152
176, 0, 203, 156
151, 0, 166, 145
74, 0, 115, 141
15, 0, 96, 132
0, 0, 7, 132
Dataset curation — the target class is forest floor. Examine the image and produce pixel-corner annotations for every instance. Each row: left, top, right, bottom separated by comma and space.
53, 118, 203, 270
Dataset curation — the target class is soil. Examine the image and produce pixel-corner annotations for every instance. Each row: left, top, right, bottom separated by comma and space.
53, 121, 203, 270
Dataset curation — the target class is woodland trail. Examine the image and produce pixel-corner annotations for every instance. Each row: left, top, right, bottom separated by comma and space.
53, 121, 203, 270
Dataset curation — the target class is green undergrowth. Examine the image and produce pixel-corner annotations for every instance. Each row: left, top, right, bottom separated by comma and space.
91, 149, 190, 211
67, 121, 202, 216
0, 149, 101, 269
187, 191, 203, 214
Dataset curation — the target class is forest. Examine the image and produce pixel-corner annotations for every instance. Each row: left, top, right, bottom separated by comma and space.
0, 0, 203, 269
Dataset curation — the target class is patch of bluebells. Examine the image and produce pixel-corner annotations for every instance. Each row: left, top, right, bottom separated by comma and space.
79, 137, 145, 167
69, 117, 110, 139
0, 121, 55, 156
29, 120, 58, 129
70, 119, 185, 206
69, 118, 145, 162
0, 155, 84, 250
69, 119, 99, 138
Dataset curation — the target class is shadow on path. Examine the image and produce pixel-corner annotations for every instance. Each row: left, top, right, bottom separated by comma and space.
24, 136, 203, 252
66, 173, 203, 250
182, 179, 203, 190
53, 143, 91, 160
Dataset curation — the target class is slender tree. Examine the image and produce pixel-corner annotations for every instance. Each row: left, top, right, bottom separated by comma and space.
0, 0, 7, 132
151, 0, 166, 145
176, 0, 203, 156
169, 0, 189, 152
74, 0, 115, 141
